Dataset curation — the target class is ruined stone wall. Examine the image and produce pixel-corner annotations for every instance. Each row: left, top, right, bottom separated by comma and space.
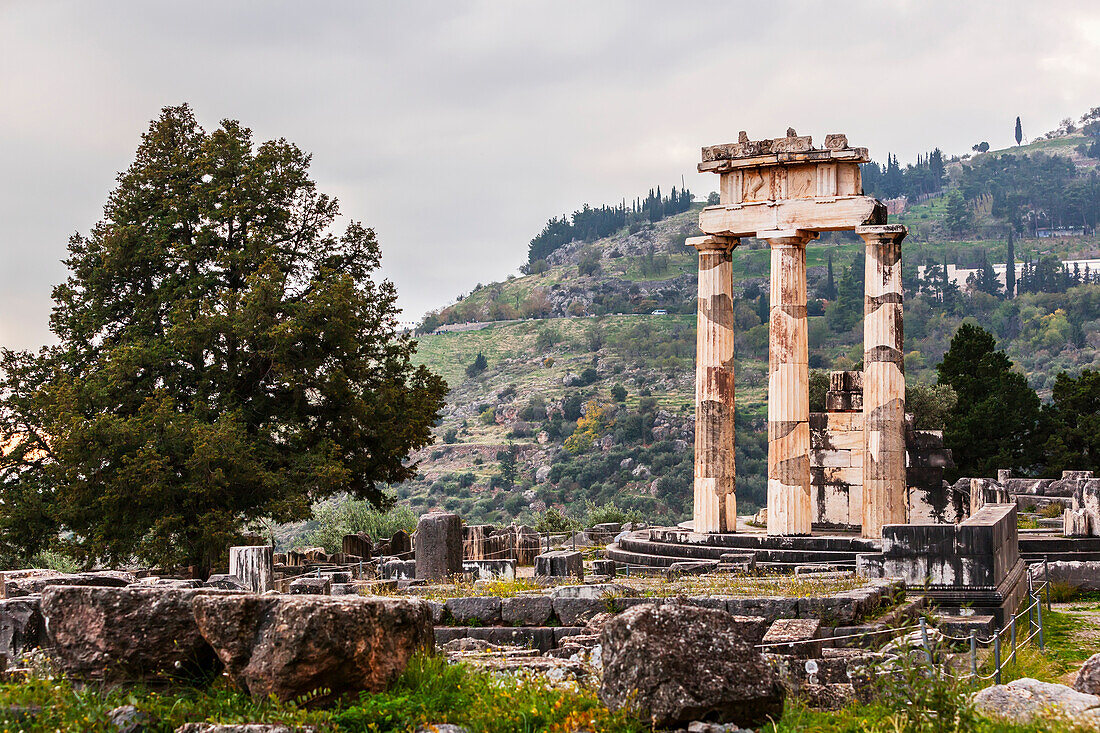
810, 371, 959, 530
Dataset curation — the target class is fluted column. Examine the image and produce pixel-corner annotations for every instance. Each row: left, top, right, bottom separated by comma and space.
687, 235, 738, 533
857, 224, 908, 538
764, 230, 815, 536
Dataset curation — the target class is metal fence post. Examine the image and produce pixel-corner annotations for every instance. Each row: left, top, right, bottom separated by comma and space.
1045, 555, 1051, 612
969, 630, 978, 676
1037, 595, 1045, 650
1010, 615, 1017, 664
920, 617, 932, 663
994, 628, 1002, 685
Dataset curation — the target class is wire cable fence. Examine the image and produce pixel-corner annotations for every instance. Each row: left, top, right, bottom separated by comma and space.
743, 559, 1052, 687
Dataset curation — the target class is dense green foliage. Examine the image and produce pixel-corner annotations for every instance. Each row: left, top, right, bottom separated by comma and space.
526, 186, 692, 265
1042, 369, 1100, 475
0, 105, 447, 572
860, 149, 947, 200
937, 324, 1044, 477
300, 503, 417, 554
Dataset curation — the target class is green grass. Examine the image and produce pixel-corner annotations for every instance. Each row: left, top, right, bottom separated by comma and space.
0, 654, 647, 733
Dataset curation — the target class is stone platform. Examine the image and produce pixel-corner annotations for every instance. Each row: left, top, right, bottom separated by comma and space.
606, 527, 880, 571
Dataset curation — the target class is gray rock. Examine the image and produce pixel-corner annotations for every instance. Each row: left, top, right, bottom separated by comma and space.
0, 596, 45, 664
204, 574, 248, 591
445, 596, 501, 624
415, 725, 470, 733
1075, 652, 1100, 695
192, 595, 433, 704
973, 678, 1100, 725
41, 586, 232, 682
500, 595, 552, 625
288, 577, 330, 595
107, 704, 152, 733
599, 601, 785, 728
416, 513, 463, 581
535, 465, 551, 483
426, 600, 446, 624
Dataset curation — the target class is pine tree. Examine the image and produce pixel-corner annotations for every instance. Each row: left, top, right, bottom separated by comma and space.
937, 324, 1043, 477
0, 105, 447, 572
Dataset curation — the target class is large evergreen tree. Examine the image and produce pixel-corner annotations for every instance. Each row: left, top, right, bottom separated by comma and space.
0, 105, 447, 573
936, 323, 1043, 477
1042, 369, 1100, 475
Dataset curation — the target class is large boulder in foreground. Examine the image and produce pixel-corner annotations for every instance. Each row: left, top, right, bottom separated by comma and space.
973, 678, 1100, 726
41, 586, 232, 682
1075, 652, 1100, 695
599, 601, 785, 728
192, 595, 433, 703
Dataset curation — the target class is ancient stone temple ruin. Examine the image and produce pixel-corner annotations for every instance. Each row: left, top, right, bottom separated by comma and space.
688, 129, 905, 539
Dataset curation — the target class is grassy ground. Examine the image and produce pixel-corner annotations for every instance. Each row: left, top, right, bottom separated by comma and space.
2, 603, 1097, 731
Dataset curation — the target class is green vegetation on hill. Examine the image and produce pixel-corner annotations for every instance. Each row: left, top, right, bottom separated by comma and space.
400, 108, 1100, 528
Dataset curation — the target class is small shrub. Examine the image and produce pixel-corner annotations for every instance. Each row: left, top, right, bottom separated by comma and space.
1040, 503, 1065, 519
611, 383, 628, 402
534, 507, 580, 533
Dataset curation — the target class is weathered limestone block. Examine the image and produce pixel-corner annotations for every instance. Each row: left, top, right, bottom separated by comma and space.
41, 586, 232, 682
445, 596, 501, 625
415, 513, 463, 581
3, 571, 133, 599
599, 602, 785, 728
462, 559, 516, 580
342, 533, 373, 559
725, 597, 798, 623
192, 595, 433, 704
762, 618, 822, 658
501, 595, 553, 626
0, 596, 45, 664
390, 530, 413, 556
288, 577, 331, 595
1065, 508, 1091, 537
1032, 560, 1100, 591
229, 546, 274, 594
515, 526, 541, 565
535, 551, 583, 580
177, 725, 316, 733
205, 574, 249, 591
380, 559, 416, 580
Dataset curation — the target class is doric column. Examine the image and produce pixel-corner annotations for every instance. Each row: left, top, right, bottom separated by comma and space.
763, 230, 815, 536
856, 224, 908, 538
687, 235, 738, 533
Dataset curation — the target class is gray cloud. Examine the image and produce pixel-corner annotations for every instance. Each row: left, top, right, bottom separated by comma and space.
2, 0, 1099, 348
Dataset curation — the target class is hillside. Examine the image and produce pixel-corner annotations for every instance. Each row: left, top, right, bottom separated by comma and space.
388, 117, 1100, 529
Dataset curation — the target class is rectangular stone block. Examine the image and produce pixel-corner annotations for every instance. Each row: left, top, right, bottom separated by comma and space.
535, 551, 583, 580
288, 577, 330, 595
501, 595, 552, 626
445, 596, 502, 625
726, 597, 798, 623
762, 618, 822, 657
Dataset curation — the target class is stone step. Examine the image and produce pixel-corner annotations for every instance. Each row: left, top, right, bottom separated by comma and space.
615, 536, 866, 565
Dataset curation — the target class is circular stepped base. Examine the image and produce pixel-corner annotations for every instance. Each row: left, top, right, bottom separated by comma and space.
607, 528, 881, 571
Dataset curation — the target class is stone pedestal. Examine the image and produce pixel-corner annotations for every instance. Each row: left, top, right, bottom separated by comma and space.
228, 545, 273, 594
765, 231, 815, 536
687, 235, 739, 533
415, 513, 463, 581
857, 503, 1027, 625
857, 225, 908, 538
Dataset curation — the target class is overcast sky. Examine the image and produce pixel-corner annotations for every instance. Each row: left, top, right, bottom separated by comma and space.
2, 1, 1099, 349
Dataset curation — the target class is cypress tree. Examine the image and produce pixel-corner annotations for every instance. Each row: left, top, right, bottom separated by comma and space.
1015, 116, 1023, 146
1005, 227, 1016, 298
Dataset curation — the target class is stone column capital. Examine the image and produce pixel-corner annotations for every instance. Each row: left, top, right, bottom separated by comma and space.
686, 235, 739, 253
758, 229, 818, 247
855, 224, 907, 244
